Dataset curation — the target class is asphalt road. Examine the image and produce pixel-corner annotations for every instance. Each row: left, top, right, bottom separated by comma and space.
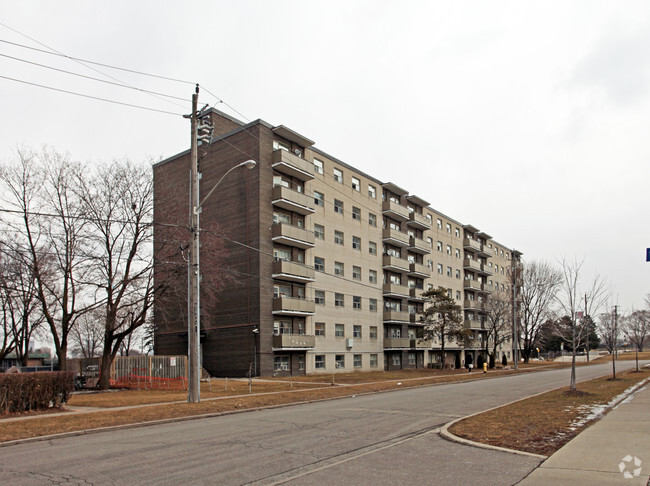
0, 361, 643, 486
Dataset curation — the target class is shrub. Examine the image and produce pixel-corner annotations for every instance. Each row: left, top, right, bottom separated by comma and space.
0, 371, 74, 414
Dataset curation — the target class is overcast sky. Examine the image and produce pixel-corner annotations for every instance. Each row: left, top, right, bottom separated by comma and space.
1, 1, 648, 313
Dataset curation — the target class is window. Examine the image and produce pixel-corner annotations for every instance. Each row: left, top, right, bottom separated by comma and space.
456, 269, 461, 279
437, 218, 442, 229
446, 245, 452, 255
368, 185, 376, 199
273, 284, 291, 299
335, 293, 344, 307
314, 257, 324, 272
273, 140, 290, 151
335, 324, 345, 337
315, 355, 325, 369
274, 355, 290, 371
369, 298, 377, 311
369, 269, 377, 283
353, 265, 361, 280
456, 290, 461, 300
447, 266, 452, 277
391, 354, 401, 366
274, 320, 291, 335
437, 241, 443, 252
455, 248, 461, 258
314, 224, 324, 239
334, 261, 344, 276
447, 289, 453, 298
335, 354, 345, 369
351, 177, 360, 191
314, 191, 324, 207
273, 176, 290, 188
354, 354, 362, 368
315, 290, 325, 305
427, 237, 433, 249
369, 241, 377, 255
368, 213, 377, 226
334, 199, 343, 214
437, 264, 443, 274
352, 236, 361, 250
455, 227, 460, 237
273, 212, 291, 225
353, 325, 362, 338
369, 326, 378, 339
352, 206, 361, 220
353, 296, 361, 309
333, 168, 343, 183
274, 247, 291, 261
315, 322, 325, 336
334, 230, 344, 245
446, 223, 451, 233
313, 158, 324, 174
408, 353, 416, 365
370, 354, 378, 367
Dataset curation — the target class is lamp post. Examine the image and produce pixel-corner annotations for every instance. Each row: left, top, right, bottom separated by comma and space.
187, 90, 256, 403
252, 327, 259, 377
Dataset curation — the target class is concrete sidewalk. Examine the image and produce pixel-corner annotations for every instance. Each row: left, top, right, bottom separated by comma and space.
518, 381, 650, 485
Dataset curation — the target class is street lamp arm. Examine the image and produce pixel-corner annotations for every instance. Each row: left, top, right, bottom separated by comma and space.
197, 159, 256, 212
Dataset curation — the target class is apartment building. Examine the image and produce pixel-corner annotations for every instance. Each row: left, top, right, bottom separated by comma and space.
153, 108, 520, 377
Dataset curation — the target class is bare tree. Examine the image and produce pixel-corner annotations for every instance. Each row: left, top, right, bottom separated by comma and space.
0, 148, 93, 371
556, 257, 610, 390
76, 159, 156, 389
484, 289, 511, 367
597, 309, 620, 355
420, 287, 465, 369
518, 260, 562, 363
70, 309, 104, 358
622, 309, 648, 372
0, 248, 18, 362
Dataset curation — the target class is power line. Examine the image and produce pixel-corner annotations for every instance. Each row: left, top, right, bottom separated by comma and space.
0, 52, 188, 101
0, 75, 184, 116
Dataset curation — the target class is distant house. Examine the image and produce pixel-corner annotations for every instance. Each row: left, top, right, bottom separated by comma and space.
1, 352, 57, 372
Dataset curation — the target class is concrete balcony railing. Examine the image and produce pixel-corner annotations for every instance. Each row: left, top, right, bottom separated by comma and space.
464, 280, 485, 292
382, 228, 410, 247
408, 261, 431, 277
463, 300, 485, 312
465, 319, 485, 330
383, 255, 409, 272
272, 185, 315, 215
272, 149, 315, 181
272, 334, 316, 349
407, 211, 431, 230
272, 260, 315, 283
383, 337, 411, 348
410, 338, 432, 349
383, 309, 410, 322
463, 238, 482, 252
383, 282, 409, 297
409, 287, 425, 301
272, 297, 315, 315
272, 223, 315, 249
408, 236, 431, 254
382, 200, 410, 221
463, 258, 482, 272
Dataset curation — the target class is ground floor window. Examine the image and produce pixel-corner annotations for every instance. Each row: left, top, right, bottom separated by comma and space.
353, 354, 362, 368
370, 354, 378, 367
335, 354, 345, 369
391, 354, 401, 366
298, 354, 305, 371
408, 352, 416, 365
274, 355, 290, 371
315, 355, 325, 369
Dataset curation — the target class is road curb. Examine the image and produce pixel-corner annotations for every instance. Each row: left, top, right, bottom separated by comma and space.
439, 370, 650, 460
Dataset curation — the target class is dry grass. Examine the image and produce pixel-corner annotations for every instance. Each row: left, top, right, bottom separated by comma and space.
593, 350, 650, 362
449, 368, 650, 456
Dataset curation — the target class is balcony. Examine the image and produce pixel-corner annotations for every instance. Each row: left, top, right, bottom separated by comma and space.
382, 200, 410, 222
465, 340, 486, 349
383, 282, 409, 297
407, 211, 431, 230
272, 333, 316, 349
478, 264, 493, 276
272, 260, 315, 283
409, 312, 425, 324
272, 186, 315, 215
463, 238, 482, 253
382, 228, 410, 247
408, 261, 431, 278
272, 297, 315, 316
410, 338, 432, 349
464, 280, 490, 293
408, 236, 431, 255
463, 300, 485, 312
409, 287, 425, 301
383, 255, 409, 272
463, 258, 482, 272
383, 337, 411, 348
383, 309, 409, 322
272, 149, 315, 181
465, 319, 485, 330
272, 223, 315, 249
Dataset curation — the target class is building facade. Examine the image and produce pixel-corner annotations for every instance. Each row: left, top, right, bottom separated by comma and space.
153, 109, 520, 377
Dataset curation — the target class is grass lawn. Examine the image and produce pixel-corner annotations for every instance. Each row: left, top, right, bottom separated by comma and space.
448, 367, 650, 456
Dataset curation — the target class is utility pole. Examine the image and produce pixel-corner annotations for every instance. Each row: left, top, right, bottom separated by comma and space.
584, 293, 590, 362
612, 305, 618, 380
512, 250, 518, 370
188, 85, 200, 403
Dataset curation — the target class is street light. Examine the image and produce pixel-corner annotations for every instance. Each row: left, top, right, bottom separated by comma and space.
187, 150, 257, 403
